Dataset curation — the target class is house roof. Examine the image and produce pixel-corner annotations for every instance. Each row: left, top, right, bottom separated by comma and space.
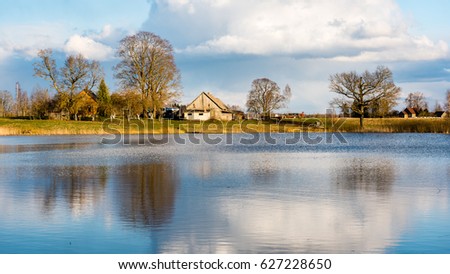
80, 90, 98, 101
402, 107, 418, 115
186, 92, 231, 112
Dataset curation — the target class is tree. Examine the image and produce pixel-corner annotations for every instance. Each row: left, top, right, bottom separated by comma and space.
30, 87, 51, 119
329, 66, 401, 128
97, 79, 111, 117
111, 90, 142, 121
228, 105, 243, 112
433, 101, 443, 112
405, 92, 428, 110
445, 90, 450, 113
368, 92, 399, 118
329, 97, 352, 117
33, 49, 104, 120
15, 85, 30, 117
114, 31, 181, 118
246, 78, 291, 119
0, 90, 14, 117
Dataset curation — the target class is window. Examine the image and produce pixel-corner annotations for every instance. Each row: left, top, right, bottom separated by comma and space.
188, 113, 192, 116
199, 113, 204, 116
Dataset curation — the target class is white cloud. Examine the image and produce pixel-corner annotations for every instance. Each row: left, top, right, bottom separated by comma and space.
0, 47, 12, 62
0, 23, 118, 65
0, 23, 69, 59
64, 35, 114, 61
156, 0, 448, 61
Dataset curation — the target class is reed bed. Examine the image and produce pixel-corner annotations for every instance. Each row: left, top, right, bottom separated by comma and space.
0, 117, 449, 136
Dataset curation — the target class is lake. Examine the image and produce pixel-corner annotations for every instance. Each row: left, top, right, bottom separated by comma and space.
0, 133, 449, 254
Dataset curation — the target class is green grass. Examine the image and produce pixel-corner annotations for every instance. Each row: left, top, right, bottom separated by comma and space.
0, 117, 449, 136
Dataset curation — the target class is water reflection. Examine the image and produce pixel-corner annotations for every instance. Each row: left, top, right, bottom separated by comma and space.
0, 143, 93, 154
114, 162, 179, 228
36, 166, 108, 216
0, 134, 449, 254
332, 158, 395, 193
250, 156, 280, 185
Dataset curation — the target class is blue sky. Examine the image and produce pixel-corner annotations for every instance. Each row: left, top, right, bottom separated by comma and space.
1, 0, 449, 113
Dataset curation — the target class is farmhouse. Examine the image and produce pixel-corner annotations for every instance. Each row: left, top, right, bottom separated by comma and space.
402, 108, 418, 118
75, 90, 99, 120
434, 111, 448, 118
184, 92, 232, 121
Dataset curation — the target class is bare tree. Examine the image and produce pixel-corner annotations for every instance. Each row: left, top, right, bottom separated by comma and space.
114, 31, 181, 118
329, 66, 401, 128
111, 89, 142, 121
34, 49, 104, 120
433, 101, 443, 113
246, 78, 291, 119
0, 90, 14, 117
369, 92, 399, 118
31, 87, 51, 119
405, 92, 428, 110
15, 86, 30, 117
445, 90, 450, 113
34, 49, 60, 93
329, 97, 352, 117
227, 105, 243, 112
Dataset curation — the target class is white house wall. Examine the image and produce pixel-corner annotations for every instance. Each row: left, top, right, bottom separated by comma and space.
184, 111, 211, 121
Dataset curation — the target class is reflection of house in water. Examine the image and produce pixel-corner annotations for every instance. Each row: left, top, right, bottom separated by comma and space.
116, 162, 179, 228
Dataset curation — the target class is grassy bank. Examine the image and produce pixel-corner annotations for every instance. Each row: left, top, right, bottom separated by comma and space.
0, 117, 449, 136
322, 117, 450, 133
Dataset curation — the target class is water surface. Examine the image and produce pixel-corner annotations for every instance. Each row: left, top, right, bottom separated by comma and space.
0, 133, 449, 253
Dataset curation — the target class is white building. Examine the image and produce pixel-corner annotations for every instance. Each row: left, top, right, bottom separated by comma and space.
184, 92, 233, 121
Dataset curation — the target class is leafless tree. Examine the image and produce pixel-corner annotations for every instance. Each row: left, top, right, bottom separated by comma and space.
329, 97, 352, 117
246, 78, 291, 119
0, 90, 14, 117
15, 86, 30, 117
227, 105, 243, 112
329, 66, 401, 128
33, 49, 60, 92
369, 91, 399, 118
114, 31, 181, 118
433, 101, 443, 113
111, 90, 142, 121
34, 49, 104, 120
31, 87, 51, 119
405, 92, 428, 110
445, 90, 450, 113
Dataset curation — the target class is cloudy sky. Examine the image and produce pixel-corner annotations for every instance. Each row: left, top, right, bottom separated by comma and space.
1, 0, 449, 112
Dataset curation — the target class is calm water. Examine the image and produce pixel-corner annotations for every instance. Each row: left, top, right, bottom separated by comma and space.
0, 133, 449, 254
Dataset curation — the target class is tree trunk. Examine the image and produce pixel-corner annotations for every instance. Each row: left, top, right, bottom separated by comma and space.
359, 105, 364, 129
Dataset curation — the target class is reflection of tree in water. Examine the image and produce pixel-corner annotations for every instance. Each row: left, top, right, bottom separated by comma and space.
116, 162, 179, 228
250, 157, 279, 185
333, 159, 395, 193
41, 166, 108, 215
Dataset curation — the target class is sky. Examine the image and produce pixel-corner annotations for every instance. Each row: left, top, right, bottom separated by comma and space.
1, 0, 450, 113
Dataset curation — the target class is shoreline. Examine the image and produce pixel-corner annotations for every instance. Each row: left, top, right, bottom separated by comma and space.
1, 117, 449, 136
